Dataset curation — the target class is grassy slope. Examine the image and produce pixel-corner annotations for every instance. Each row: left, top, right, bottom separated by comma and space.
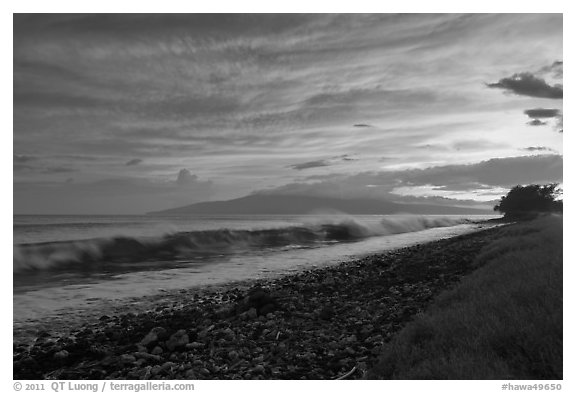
367, 215, 563, 379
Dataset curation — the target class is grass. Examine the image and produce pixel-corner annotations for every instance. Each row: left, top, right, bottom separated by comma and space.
367, 215, 563, 379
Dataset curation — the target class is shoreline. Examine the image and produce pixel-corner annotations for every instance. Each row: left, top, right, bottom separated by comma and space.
14, 223, 506, 380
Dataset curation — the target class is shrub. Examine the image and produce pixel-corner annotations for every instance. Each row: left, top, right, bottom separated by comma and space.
494, 184, 562, 220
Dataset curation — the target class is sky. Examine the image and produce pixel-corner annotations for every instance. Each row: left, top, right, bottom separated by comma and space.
13, 13, 563, 214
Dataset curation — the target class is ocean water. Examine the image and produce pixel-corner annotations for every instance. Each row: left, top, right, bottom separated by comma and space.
13, 214, 497, 324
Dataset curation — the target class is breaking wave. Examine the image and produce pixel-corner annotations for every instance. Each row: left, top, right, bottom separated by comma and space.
13, 216, 470, 273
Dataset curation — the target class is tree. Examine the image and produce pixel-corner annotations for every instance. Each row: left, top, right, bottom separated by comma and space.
494, 183, 563, 220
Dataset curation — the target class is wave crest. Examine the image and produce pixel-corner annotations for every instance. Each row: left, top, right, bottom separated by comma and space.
13, 216, 469, 273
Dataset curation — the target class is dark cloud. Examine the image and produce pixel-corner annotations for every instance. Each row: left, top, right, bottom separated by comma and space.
522, 146, 554, 152
125, 158, 143, 166
288, 160, 331, 171
487, 73, 563, 99
524, 108, 560, 119
523, 108, 562, 131
527, 119, 547, 126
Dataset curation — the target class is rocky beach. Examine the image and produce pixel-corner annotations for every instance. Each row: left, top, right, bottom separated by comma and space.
14, 224, 505, 380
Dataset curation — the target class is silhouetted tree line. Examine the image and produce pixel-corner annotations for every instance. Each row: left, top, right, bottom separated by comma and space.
494, 183, 563, 220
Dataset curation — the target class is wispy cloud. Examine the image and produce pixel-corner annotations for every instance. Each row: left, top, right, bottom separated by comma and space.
288, 160, 331, 171
522, 146, 555, 152
125, 158, 143, 166
13, 14, 563, 213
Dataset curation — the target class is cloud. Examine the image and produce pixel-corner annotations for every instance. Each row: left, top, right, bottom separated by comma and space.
522, 146, 555, 152
524, 108, 561, 119
487, 73, 563, 99
399, 154, 562, 189
523, 108, 562, 131
555, 115, 563, 133
259, 155, 563, 201
14, 154, 36, 163
527, 119, 547, 126
125, 158, 143, 166
176, 169, 213, 189
288, 160, 331, 171
288, 155, 358, 171
14, 162, 76, 174
13, 15, 564, 213
538, 60, 563, 79
43, 167, 76, 174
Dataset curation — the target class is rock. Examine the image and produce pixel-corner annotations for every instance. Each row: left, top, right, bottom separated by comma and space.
134, 352, 163, 362
240, 286, 279, 315
221, 327, 235, 340
185, 342, 204, 350
319, 306, 335, 320
259, 303, 276, 316
252, 364, 265, 374
151, 346, 163, 355
140, 327, 167, 347
166, 329, 189, 351
160, 362, 176, 372
344, 335, 357, 343
244, 308, 258, 320
140, 332, 157, 347
53, 350, 69, 360
120, 354, 136, 363
215, 304, 235, 319
150, 365, 162, 376
253, 355, 265, 363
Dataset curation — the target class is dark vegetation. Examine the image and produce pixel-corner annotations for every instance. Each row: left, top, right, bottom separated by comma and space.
367, 215, 562, 379
494, 183, 563, 220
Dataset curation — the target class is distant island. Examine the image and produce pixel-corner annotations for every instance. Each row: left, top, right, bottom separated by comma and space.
148, 194, 493, 216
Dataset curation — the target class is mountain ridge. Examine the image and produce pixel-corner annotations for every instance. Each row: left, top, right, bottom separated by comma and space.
148, 194, 492, 216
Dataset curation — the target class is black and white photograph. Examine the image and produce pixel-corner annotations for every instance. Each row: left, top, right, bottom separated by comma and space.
12, 11, 564, 385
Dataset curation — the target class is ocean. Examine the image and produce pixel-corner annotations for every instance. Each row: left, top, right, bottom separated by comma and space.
13, 214, 497, 325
